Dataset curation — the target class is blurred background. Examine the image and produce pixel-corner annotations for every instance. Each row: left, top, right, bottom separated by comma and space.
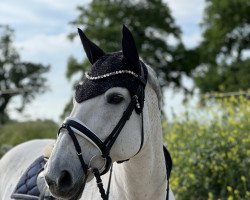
0, 0, 249, 199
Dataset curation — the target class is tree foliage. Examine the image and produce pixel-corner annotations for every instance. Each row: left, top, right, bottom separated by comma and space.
61, 0, 199, 118
164, 96, 250, 199
67, 0, 197, 88
193, 0, 250, 93
0, 25, 49, 124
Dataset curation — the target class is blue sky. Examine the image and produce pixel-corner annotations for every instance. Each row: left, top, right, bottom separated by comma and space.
0, 0, 205, 123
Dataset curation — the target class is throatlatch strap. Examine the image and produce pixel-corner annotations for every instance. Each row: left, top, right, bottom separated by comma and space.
163, 146, 172, 200
137, 110, 144, 153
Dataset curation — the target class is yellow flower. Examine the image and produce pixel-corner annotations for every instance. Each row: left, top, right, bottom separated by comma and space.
227, 186, 233, 192
241, 176, 246, 182
234, 189, 239, 195
228, 136, 235, 143
208, 192, 213, 200
227, 195, 233, 200
188, 173, 195, 180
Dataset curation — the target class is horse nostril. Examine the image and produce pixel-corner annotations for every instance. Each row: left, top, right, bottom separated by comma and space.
45, 175, 55, 187
58, 170, 72, 189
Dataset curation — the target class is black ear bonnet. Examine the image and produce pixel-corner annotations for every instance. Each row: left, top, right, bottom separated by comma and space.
75, 26, 148, 113
75, 52, 148, 113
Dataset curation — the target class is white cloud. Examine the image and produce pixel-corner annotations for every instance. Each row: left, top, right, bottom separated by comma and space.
0, 0, 88, 122
33, 0, 90, 11
16, 33, 72, 56
165, 0, 205, 48
0, 0, 90, 42
182, 31, 202, 48
0, 2, 41, 24
165, 0, 205, 23
10, 32, 83, 122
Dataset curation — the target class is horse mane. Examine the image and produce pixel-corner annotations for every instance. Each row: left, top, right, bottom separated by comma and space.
145, 64, 163, 110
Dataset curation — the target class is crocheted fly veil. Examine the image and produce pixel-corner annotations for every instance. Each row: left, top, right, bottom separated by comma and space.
75, 26, 148, 109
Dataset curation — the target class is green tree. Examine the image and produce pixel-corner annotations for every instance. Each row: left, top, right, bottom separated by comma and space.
61, 0, 198, 118
68, 0, 197, 87
193, 0, 250, 93
0, 25, 49, 124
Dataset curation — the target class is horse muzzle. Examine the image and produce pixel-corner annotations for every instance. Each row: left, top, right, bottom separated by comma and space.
44, 168, 86, 200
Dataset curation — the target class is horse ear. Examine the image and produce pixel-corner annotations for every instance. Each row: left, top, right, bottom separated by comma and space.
122, 25, 139, 67
77, 28, 105, 65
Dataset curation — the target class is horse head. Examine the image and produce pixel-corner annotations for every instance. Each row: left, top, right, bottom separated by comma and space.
44, 25, 151, 200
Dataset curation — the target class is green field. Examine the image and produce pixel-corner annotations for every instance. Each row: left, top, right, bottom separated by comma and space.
0, 120, 57, 157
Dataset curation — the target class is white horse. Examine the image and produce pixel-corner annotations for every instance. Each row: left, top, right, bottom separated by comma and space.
0, 25, 174, 200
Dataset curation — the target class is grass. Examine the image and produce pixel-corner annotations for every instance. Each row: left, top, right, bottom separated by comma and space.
0, 120, 57, 157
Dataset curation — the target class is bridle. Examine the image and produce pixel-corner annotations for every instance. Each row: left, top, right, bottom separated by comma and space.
57, 63, 147, 200
57, 63, 172, 200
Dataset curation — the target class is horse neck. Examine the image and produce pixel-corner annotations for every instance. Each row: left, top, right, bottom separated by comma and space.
112, 85, 167, 200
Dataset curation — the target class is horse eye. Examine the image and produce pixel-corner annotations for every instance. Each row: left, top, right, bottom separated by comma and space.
107, 94, 124, 104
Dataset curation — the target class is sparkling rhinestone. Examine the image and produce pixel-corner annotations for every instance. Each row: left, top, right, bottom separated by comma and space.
85, 69, 139, 80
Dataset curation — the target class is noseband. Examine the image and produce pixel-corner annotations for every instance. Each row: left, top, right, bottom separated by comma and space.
58, 63, 147, 199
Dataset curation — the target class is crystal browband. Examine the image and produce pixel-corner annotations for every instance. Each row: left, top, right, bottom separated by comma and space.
85, 70, 138, 80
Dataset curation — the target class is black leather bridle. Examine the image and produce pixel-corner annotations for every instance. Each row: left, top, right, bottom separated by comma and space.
57, 63, 172, 200
57, 63, 147, 200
